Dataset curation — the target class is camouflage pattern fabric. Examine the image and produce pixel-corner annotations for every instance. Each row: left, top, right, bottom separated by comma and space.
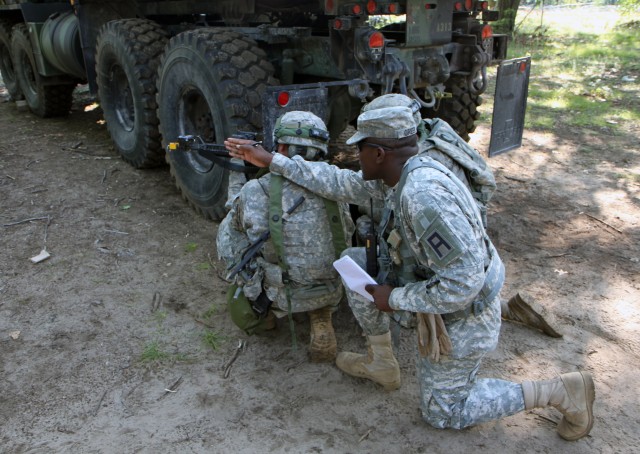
270, 152, 527, 429
217, 172, 354, 317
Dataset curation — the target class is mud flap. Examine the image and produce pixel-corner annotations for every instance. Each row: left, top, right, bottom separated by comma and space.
262, 86, 329, 152
489, 57, 531, 157
261, 80, 369, 151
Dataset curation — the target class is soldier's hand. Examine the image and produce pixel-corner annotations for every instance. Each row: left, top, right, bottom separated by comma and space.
225, 137, 273, 167
365, 284, 393, 312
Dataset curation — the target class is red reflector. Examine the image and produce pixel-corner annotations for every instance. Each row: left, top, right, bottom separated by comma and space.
481, 1, 488, 9
326, 0, 334, 11
519, 61, 527, 73
277, 92, 290, 107
481, 24, 493, 39
334, 19, 343, 29
388, 3, 397, 13
454, 2, 462, 11
425, 3, 432, 9
369, 31, 384, 48
353, 4, 362, 14
367, 0, 377, 14
465, 0, 472, 10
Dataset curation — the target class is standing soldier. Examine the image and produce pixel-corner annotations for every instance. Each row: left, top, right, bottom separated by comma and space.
217, 111, 354, 362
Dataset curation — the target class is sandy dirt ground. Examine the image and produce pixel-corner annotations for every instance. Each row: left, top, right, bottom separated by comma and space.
1, 76, 639, 454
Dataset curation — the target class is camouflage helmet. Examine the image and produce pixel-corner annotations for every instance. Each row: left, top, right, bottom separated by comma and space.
273, 111, 330, 157
362, 94, 422, 130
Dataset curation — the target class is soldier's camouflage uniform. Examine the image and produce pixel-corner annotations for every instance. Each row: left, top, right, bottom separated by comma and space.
217, 172, 354, 317
268, 151, 527, 429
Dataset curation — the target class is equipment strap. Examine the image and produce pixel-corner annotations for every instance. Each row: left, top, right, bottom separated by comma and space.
269, 175, 297, 349
268, 174, 348, 348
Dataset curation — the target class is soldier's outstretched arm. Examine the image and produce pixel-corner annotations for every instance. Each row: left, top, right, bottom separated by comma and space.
226, 137, 273, 167
227, 136, 382, 205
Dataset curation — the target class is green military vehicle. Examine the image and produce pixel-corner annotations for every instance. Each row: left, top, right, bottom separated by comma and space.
0, 0, 528, 220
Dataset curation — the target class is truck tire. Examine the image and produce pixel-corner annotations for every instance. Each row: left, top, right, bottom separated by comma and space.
426, 76, 483, 142
95, 19, 168, 168
0, 19, 22, 100
157, 29, 277, 220
11, 24, 74, 117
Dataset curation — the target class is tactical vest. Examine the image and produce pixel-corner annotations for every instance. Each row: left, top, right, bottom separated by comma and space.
267, 174, 348, 285
380, 156, 504, 317
268, 174, 348, 347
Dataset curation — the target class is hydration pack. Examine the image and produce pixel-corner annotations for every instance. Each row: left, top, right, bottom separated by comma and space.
422, 118, 496, 226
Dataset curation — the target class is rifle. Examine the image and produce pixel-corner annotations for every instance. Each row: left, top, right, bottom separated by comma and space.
167, 132, 262, 173
227, 195, 305, 280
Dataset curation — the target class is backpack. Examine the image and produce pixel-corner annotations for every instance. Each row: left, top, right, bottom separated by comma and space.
422, 118, 496, 227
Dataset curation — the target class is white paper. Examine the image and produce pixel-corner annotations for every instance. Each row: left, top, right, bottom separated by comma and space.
332, 255, 377, 302
30, 249, 50, 264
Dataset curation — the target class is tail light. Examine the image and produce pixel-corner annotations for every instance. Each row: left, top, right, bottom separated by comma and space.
368, 31, 384, 49
367, 1, 377, 14
465, 0, 473, 10
358, 30, 384, 62
481, 24, 493, 40
277, 91, 290, 107
352, 4, 362, 14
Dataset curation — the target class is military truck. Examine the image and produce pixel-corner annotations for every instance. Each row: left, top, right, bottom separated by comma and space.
0, 0, 528, 220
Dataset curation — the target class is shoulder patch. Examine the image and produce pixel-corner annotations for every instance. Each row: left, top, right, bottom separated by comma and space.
414, 208, 466, 267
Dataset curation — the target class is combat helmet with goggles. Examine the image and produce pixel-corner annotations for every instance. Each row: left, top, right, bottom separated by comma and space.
273, 111, 330, 161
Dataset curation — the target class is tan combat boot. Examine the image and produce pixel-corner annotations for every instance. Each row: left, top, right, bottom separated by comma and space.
336, 332, 400, 391
308, 306, 337, 362
522, 371, 595, 441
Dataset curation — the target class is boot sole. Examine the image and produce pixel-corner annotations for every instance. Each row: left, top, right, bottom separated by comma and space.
558, 371, 595, 441
336, 366, 401, 391
310, 348, 337, 363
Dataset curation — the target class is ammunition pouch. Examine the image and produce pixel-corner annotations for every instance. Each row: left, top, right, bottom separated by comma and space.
227, 285, 273, 336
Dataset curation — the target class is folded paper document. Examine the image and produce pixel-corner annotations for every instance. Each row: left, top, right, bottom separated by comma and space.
332, 255, 377, 302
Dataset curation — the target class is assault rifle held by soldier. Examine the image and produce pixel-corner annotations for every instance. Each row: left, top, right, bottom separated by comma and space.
168, 132, 262, 172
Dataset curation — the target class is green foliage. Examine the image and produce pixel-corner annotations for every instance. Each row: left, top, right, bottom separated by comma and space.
201, 304, 219, 319
184, 242, 198, 253
507, 6, 640, 133
620, 0, 640, 14
201, 329, 225, 351
140, 341, 169, 362
153, 310, 168, 325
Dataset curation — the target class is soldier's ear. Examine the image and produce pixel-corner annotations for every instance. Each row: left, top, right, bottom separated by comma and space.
374, 146, 386, 164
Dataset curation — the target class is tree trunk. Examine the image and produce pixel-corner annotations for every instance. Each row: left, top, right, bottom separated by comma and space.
496, 0, 523, 35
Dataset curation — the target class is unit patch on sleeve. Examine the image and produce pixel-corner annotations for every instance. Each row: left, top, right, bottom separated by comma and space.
414, 209, 466, 267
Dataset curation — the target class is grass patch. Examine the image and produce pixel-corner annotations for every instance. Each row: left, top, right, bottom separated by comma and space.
184, 242, 198, 253
201, 304, 219, 319
153, 310, 168, 325
507, 6, 640, 134
140, 341, 170, 362
201, 329, 225, 351
196, 262, 211, 271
